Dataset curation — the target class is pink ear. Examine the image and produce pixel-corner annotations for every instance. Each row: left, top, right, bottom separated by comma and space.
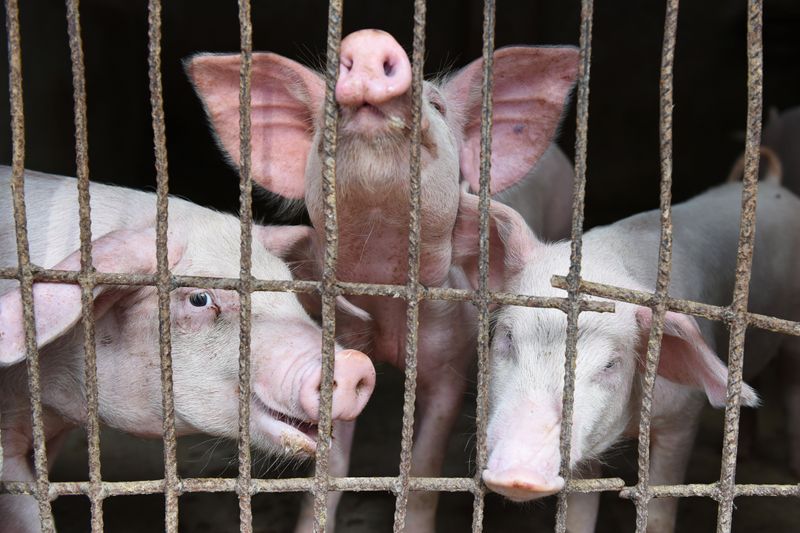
0, 228, 185, 366
445, 46, 579, 194
635, 308, 759, 408
451, 191, 538, 291
186, 53, 325, 199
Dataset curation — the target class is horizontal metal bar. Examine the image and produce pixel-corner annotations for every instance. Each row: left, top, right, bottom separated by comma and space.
551, 275, 800, 337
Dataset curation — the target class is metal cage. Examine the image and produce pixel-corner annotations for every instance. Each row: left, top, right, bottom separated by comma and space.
2, 0, 798, 532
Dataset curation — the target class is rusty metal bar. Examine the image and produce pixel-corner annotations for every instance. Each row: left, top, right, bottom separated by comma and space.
236, 1, 255, 531
550, 276, 800, 338
312, 1, 344, 531
64, 0, 105, 530
392, 1, 427, 531
631, 1, 679, 530
4, 0, 56, 530
146, 0, 180, 531
554, 0, 593, 530
471, 0, 496, 531
715, 1, 764, 531
5, 475, 800, 498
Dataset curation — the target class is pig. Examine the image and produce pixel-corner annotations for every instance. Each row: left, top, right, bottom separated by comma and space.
186, 29, 579, 531
451, 169, 800, 531
762, 106, 800, 477
0, 167, 376, 533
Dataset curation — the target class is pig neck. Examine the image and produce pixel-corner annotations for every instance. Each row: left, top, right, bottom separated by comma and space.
309, 178, 457, 288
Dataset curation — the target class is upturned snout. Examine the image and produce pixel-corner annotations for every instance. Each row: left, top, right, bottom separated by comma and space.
299, 349, 376, 422
336, 29, 412, 108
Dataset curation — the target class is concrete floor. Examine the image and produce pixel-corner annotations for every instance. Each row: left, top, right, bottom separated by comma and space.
49, 363, 799, 532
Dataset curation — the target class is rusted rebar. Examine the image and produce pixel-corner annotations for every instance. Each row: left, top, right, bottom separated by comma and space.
554, 0, 593, 531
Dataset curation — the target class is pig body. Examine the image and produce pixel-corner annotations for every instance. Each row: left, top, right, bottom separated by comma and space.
188, 29, 579, 531
480, 180, 800, 532
0, 168, 375, 533
762, 105, 800, 477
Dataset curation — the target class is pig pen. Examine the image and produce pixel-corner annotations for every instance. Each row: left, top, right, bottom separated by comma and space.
3, 0, 800, 532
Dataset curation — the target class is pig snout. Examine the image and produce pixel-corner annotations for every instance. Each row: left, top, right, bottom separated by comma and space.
483, 400, 565, 501
336, 29, 412, 108
299, 349, 376, 422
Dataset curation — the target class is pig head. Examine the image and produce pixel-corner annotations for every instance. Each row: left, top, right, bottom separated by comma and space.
186, 29, 579, 283
0, 172, 375, 533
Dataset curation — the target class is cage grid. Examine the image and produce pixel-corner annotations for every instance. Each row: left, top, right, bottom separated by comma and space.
2, 0, 799, 533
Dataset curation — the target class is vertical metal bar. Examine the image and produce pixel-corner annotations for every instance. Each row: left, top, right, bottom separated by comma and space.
146, 0, 180, 531
554, 0, 593, 531
64, 0, 104, 530
471, 0, 495, 531
632, 1, 679, 531
313, 1, 343, 530
236, 1, 255, 531
715, 1, 763, 530
392, 1, 426, 530
4, 0, 56, 530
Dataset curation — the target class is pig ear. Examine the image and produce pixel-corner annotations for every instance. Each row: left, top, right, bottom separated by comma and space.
635, 308, 759, 408
445, 46, 579, 194
252, 224, 319, 280
186, 53, 324, 199
0, 228, 185, 366
451, 191, 537, 291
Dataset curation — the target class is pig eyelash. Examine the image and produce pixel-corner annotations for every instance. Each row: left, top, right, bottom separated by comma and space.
603, 358, 619, 370
188, 290, 220, 316
429, 98, 445, 115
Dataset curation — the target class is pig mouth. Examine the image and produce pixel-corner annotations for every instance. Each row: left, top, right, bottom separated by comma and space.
341, 103, 409, 135
251, 396, 319, 455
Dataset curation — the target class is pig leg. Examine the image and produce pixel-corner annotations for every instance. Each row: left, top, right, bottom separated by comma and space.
565, 459, 602, 533
0, 453, 41, 533
294, 420, 356, 533
778, 338, 800, 478
403, 370, 468, 532
645, 402, 703, 533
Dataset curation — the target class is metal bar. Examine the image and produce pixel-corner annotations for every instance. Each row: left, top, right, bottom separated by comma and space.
554, 0, 593, 530
550, 276, 800, 338
392, 1, 427, 531
1, 475, 637, 496
4, 0, 56, 530
715, 1, 764, 530
0, 267, 612, 311
471, 0, 496, 531
64, 0, 104, 530
632, 1, 679, 530
313, 1, 343, 531
236, 1, 255, 531
146, 0, 180, 531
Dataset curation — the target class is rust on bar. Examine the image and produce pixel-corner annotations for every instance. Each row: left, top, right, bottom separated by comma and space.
554, 0, 593, 531
146, 0, 181, 530
392, 1, 427, 531
715, 1, 764, 531
64, 0, 105, 530
471, 1, 497, 531
313, 1, 343, 531
236, 1, 255, 532
632, 1, 679, 531
4, 0, 56, 530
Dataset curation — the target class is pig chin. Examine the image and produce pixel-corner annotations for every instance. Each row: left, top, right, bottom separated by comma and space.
250, 395, 318, 456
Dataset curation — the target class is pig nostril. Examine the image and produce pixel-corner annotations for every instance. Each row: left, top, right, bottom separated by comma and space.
383, 60, 394, 77
354, 377, 369, 398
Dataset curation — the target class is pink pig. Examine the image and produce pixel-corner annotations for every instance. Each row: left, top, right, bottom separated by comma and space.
0, 168, 375, 533
187, 29, 578, 531
452, 170, 800, 531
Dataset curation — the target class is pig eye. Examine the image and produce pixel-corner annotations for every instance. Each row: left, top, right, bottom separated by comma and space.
603, 358, 618, 370
429, 98, 445, 115
189, 291, 213, 308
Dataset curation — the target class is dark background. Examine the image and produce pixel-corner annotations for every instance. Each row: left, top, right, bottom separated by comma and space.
3, 0, 799, 228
